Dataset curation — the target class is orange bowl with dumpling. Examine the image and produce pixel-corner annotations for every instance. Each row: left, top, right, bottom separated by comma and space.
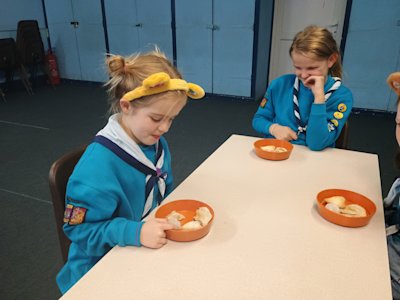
253, 138, 293, 161
316, 189, 376, 227
155, 199, 214, 242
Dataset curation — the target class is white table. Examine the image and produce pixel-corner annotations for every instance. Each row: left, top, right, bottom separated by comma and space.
61, 134, 392, 300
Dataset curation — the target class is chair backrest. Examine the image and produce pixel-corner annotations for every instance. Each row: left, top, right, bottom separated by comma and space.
0, 38, 18, 69
335, 122, 349, 149
49, 146, 86, 263
16, 20, 45, 64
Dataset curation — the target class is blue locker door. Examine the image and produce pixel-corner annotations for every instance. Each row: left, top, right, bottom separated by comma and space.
213, 0, 255, 97
105, 0, 140, 56
343, 0, 400, 111
136, 0, 173, 59
44, 0, 81, 80
175, 0, 213, 93
72, 0, 107, 82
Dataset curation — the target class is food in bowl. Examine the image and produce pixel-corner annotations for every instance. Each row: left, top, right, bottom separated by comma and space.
260, 145, 288, 153
316, 189, 376, 227
323, 196, 367, 217
324, 196, 346, 208
166, 210, 185, 228
253, 139, 293, 161
156, 199, 215, 241
182, 220, 202, 230
166, 206, 213, 230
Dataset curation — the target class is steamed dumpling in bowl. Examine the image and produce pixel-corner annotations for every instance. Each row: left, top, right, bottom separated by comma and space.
194, 207, 212, 226
182, 220, 202, 230
166, 210, 185, 229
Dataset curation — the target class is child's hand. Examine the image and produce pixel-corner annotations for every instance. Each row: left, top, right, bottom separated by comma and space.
304, 76, 325, 103
140, 218, 174, 249
270, 124, 298, 141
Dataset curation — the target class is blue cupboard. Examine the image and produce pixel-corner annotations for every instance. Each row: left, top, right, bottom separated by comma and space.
105, 0, 173, 59
343, 0, 400, 112
44, 0, 107, 82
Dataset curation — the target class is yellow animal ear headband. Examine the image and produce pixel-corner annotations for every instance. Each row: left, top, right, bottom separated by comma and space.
121, 72, 205, 102
387, 72, 400, 97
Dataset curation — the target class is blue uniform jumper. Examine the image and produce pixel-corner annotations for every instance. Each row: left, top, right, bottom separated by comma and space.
56, 115, 173, 294
252, 74, 353, 151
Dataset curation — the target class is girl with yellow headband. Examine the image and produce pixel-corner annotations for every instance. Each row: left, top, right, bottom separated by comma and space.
56, 49, 204, 294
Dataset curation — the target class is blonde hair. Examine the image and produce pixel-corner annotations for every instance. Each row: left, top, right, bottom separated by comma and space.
104, 48, 185, 114
289, 25, 342, 78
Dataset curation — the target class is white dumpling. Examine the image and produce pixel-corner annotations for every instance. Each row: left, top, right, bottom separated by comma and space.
275, 147, 288, 153
166, 210, 185, 229
325, 202, 341, 213
261, 145, 276, 152
324, 196, 346, 208
182, 220, 202, 230
340, 204, 367, 217
194, 207, 212, 226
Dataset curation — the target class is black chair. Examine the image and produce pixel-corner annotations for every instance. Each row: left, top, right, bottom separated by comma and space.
16, 20, 52, 86
336, 122, 349, 149
49, 146, 86, 263
0, 37, 33, 100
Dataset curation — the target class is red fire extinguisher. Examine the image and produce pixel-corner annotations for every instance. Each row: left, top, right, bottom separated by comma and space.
46, 49, 60, 85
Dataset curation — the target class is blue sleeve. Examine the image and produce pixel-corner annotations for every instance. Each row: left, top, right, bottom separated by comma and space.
306, 87, 353, 151
64, 181, 143, 257
252, 86, 275, 136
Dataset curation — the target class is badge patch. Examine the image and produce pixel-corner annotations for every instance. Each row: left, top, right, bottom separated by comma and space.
63, 204, 74, 223
338, 103, 347, 112
327, 122, 335, 132
333, 111, 343, 119
260, 98, 267, 108
331, 119, 339, 127
69, 206, 87, 225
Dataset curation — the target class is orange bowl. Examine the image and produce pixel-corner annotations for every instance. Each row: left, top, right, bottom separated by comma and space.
253, 139, 294, 161
316, 189, 377, 227
155, 199, 215, 242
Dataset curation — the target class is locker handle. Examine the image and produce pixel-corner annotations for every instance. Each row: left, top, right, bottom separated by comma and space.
206, 24, 219, 31
135, 23, 143, 27
70, 21, 79, 28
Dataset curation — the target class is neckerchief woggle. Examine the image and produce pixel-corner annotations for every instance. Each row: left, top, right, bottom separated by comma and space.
293, 76, 341, 135
95, 114, 166, 220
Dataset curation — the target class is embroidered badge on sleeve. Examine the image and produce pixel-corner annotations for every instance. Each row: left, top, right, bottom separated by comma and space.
337, 103, 347, 112
330, 119, 339, 127
69, 206, 87, 225
260, 98, 268, 108
334, 111, 344, 119
63, 204, 73, 223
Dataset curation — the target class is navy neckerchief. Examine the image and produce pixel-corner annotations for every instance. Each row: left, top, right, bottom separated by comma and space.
93, 135, 166, 220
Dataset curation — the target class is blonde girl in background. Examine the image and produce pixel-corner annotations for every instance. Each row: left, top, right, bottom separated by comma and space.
252, 25, 353, 150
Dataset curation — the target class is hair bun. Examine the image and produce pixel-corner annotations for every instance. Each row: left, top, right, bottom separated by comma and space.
107, 55, 125, 76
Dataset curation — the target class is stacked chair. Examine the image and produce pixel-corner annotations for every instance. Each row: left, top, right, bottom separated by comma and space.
16, 20, 52, 88
0, 37, 33, 101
